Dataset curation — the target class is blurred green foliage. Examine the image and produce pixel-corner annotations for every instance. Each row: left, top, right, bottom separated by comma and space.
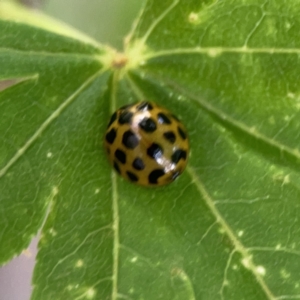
42, 0, 144, 49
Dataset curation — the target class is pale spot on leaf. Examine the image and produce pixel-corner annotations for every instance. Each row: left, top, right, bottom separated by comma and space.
287, 92, 295, 99
218, 227, 225, 234
49, 228, 57, 236
131, 256, 138, 263
238, 230, 244, 237
223, 280, 229, 286
52, 186, 59, 195
76, 259, 84, 268
188, 12, 199, 24
208, 48, 222, 57
280, 269, 291, 279
86, 288, 96, 299
283, 174, 290, 185
256, 266, 266, 276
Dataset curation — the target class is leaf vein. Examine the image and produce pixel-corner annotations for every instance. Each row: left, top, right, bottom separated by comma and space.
0, 68, 107, 179
140, 0, 180, 46
187, 166, 276, 300
46, 225, 112, 280
0, 47, 104, 59
142, 47, 300, 61
111, 70, 120, 300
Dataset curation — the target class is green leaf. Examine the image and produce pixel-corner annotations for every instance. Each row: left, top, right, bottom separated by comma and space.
1, 0, 300, 299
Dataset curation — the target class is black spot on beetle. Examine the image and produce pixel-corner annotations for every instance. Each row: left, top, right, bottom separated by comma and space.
118, 111, 133, 124
105, 128, 117, 144
149, 169, 165, 184
127, 171, 139, 182
139, 117, 157, 133
122, 130, 139, 149
136, 101, 153, 111
115, 149, 126, 164
113, 161, 121, 174
132, 158, 145, 170
147, 143, 163, 159
171, 149, 187, 164
163, 131, 176, 143
157, 112, 171, 124
107, 112, 117, 128
177, 126, 187, 140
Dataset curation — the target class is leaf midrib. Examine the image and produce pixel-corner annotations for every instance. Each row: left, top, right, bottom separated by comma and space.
110, 69, 120, 300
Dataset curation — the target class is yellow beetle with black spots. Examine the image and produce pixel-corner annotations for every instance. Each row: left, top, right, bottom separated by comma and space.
104, 101, 189, 186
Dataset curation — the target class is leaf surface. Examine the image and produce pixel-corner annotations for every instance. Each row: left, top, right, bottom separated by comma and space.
1, 0, 300, 299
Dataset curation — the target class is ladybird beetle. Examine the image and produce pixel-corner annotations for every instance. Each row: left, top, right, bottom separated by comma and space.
104, 101, 189, 186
